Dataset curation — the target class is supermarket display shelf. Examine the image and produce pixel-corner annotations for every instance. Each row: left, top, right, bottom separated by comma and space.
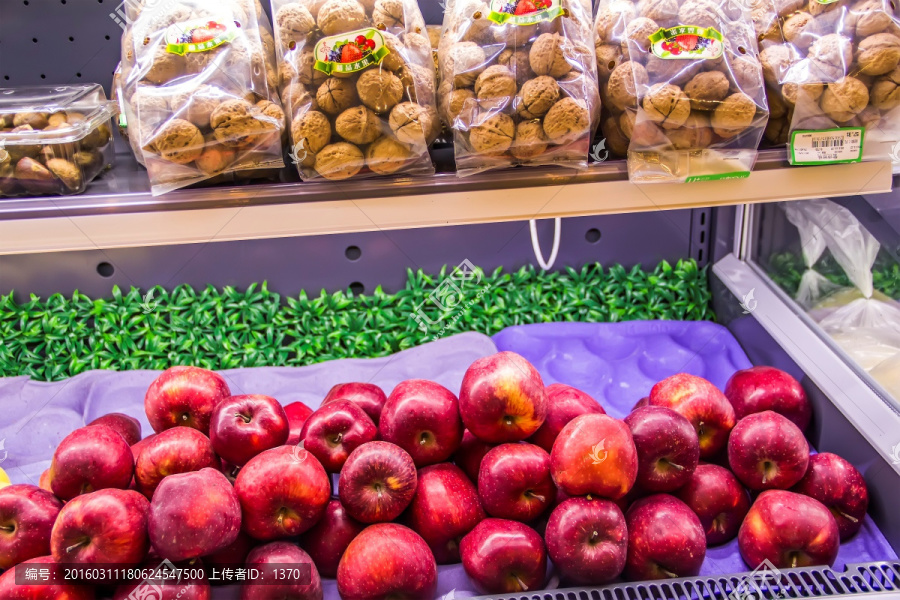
0, 150, 892, 255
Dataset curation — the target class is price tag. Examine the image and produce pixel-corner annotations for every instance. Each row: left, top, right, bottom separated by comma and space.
790, 128, 865, 165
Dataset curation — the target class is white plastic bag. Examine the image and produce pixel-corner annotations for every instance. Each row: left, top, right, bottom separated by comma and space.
782, 201, 842, 308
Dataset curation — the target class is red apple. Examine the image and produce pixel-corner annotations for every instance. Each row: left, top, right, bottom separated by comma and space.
234, 446, 331, 541
460, 518, 546, 593
51, 489, 149, 565
379, 379, 464, 467
725, 366, 811, 430
144, 366, 231, 434
50, 425, 134, 500
550, 413, 638, 499
632, 397, 649, 410
113, 561, 210, 600
649, 373, 736, 458
545, 497, 627, 585
0, 556, 95, 599
134, 426, 219, 498
738, 489, 840, 569
458, 351, 548, 443
130, 434, 157, 462
284, 401, 314, 445
529, 384, 605, 452
299, 400, 377, 473
38, 470, 53, 493
322, 382, 388, 425
406, 463, 485, 563
791, 452, 868, 540
624, 406, 699, 492
454, 430, 494, 483
728, 410, 809, 490
675, 464, 750, 545
203, 531, 255, 573
88, 413, 142, 445
209, 395, 289, 467
478, 443, 555, 522
337, 523, 437, 600
624, 494, 706, 580
148, 468, 241, 561
0, 485, 63, 569
299, 499, 365, 578
338, 441, 417, 523
242, 541, 322, 600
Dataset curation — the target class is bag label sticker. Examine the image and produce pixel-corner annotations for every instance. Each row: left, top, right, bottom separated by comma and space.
685, 171, 751, 182
790, 128, 865, 165
488, 0, 565, 25
165, 18, 238, 55
314, 28, 389, 75
649, 26, 724, 60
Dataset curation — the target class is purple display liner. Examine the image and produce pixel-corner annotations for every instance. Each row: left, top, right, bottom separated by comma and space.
0, 322, 894, 599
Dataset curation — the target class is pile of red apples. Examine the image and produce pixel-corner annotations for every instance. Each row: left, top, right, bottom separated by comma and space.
0, 353, 870, 599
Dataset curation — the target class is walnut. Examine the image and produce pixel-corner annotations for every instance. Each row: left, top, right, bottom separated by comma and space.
729, 54, 764, 96
129, 88, 169, 127
666, 112, 713, 149
847, 0, 893, 37
210, 99, 269, 148
291, 110, 332, 164
493, 23, 538, 47
640, 0, 678, 25
646, 55, 702, 87
399, 63, 435, 104
316, 0, 367, 36
766, 86, 788, 119
379, 33, 408, 73
530, 33, 573, 79
807, 34, 852, 81
366, 135, 412, 174
781, 82, 824, 106
759, 44, 798, 87
871, 66, 900, 110
764, 116, 789, 144
510, 120, 549, 160
621, 17, 658, 55
677, 0, 720, 30
782, 12, 818, 51
171, 84, 226, 129
336, 106, 383, 144
357, 69, 404, 113
469, 113, 515, 154
684, 71, 730, 111
372, 0, 406, 28
498, 48, 534, 86
281, 81, 318, 115
317, 77, 360, 115
542, 97, 590, 144
315, 142, 365, 180
516, 76, 560, 119
607, 61, 649, 112
603, 115, 631, 155
855, 34, 900, 77
151, 119, 204, 164
596, 44, 623, 80
195, 143, 237, 174
475, 65, 518, 110
642, 83, 690, 130
442, 41, 487, 87
143, 46, 186, 85
820, 77, 870, 121
711, 92, 756, 138
388, 102, 433, 145
595, 0, 637, 42
275, 3, 316, 48
443, 87, 476, 123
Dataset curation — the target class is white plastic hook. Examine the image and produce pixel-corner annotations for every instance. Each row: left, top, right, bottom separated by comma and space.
529, 218, 561, 271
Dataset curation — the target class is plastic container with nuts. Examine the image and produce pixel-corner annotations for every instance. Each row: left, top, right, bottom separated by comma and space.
271, 0, 437, 181
0, 84, 115, 198
119, 0, 287, 195
437, 0, 601, 176
758, 0, 900, 164
595, 0, 770, 182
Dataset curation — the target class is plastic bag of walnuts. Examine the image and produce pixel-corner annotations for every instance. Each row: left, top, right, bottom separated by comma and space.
596, 0, 770, 182
271, 0, 437, 181
120, 0, 287, 195
437, 0, 601, 176
757, 0, 900, 164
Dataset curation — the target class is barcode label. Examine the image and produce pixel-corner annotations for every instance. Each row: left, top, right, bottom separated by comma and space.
791, 128, 864, 165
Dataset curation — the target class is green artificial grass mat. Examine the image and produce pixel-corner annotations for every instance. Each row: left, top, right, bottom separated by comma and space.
0, 260, 714, 382
767, 251, 900, 300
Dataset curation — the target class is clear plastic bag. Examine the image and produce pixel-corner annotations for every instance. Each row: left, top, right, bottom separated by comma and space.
438, 0, 600, 176
120, 0, 286, 195
271, 0, 436, 181
595, 0, 770, 182
782, 201, 843, 308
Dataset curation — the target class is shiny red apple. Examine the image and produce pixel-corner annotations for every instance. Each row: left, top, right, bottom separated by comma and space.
203, 531, 255, 573
134, 426, 219, 498
791, 452, 868, 540
130, 434, 157, 462
337, 523, 437, 600
144, 366, 231, 434
478, 443, 555, 522
0, 555, 94, 599
242, 541, 322, 600
234, 446, 331, 540
379, 379, 464, 467
545, 497, 628, 585
51, 489, 149, 565
299, 400, 377, 473
406, 463, 485, 563
338, 441, 417, 523
725, 366, 811, 430
88, 413, 142, 445
738, 489, 840, 569
299, 499, 365, 578
550, 413, 638, 499
0, 485, 63, 570
458, 351, 548, 443
454, 430, 494, 483
530, 383, 605, 452
649, 373, 736, 458
38, 470, 53, 493
624, 406, 699, 492
728, 410, 809, 490
284, 401, 314, 445
322, 382, 388, 425
675, 463, 750, 545
624, 494, 706, 580
50, 425, 134, 500
209, 395, 289, 467
460, 518, 546, 594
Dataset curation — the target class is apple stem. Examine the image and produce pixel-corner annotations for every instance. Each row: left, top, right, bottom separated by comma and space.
839, 510, 859, 523
65, 538, 89, 555
0, 524, 13, 532
697, 421, 705, 437
661, 568, 678, 578
514, 575, 529, 591
791, 554, 798, 569
668, 461, 684, 471
525, 491, 546, 503
236, 413, 252, 424
335, 433, 343, 443
590, 530, 599, 542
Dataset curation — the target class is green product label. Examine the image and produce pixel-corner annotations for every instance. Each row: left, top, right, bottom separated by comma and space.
649, 25, 724, 60
314, 28, 389, 75
789, 127, 865, 165
165, 17, 238, 55
685, 171, 751, 182
487, 0, 565, 25
816, 0, 840, 4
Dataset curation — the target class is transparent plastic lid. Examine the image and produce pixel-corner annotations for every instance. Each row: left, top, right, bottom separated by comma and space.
0, 84, 115, 145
